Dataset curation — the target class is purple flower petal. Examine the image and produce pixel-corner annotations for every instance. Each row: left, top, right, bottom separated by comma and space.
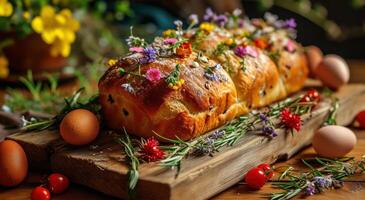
284, 18, 297, 29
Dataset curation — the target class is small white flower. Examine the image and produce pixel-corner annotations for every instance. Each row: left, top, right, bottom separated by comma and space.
264, 12, 278, 24
191, 61, 199, 68
233, 9, 242, 17
188, 14, 199, 25
121, 83, 135, 94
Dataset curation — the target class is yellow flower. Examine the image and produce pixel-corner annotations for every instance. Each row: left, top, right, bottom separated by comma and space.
169, 79, 185, 90
107, 59, 117, 67
162, 29, 176, 38
199, 23, 215, 33
0, 56, 9, 79
224, 38, 234, 46
31, 6, 80, 57
23, 11, 30, 20
241, 31, 250, 38
0, 0, 13, 17
50, 38, 71, 57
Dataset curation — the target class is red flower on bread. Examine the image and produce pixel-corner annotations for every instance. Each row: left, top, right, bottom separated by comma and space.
280, 108, 301, 131
176, 42, 192, 58
140, 137, 165, 162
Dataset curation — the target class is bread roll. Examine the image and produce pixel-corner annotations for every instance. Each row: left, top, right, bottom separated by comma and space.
99, 14, 309, 140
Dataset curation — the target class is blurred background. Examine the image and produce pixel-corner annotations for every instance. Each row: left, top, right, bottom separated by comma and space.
0, 0, 364, 116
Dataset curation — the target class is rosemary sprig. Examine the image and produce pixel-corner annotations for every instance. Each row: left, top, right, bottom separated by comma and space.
165, 64, 181, 86
116, 129, 140, 195
324, 98, 339, 126
269, 156, 365, 200
21, 88, 100, 131
159, 95, 315, 169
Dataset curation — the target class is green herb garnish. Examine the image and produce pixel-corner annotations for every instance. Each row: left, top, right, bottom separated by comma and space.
117, 129, 140, 195
269, 157, 365, 200
165, 64, 181, 86
213, 43, 229, 56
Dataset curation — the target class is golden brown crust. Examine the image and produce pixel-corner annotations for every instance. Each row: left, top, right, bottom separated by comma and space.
99, 26, 308, 141
99, 53, 238, 140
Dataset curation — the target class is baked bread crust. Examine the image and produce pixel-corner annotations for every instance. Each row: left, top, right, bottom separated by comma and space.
98, 16, 309, 140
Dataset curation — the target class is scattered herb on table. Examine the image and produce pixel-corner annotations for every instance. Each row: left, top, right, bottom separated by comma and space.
116, 129, 140, 195
269, 156, 365, 200
159, 93, 318, 170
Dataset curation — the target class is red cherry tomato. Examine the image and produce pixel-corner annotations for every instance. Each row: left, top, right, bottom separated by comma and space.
301, 89, 320, 103
355, 110, 365, 129
47, 173, 70, 194
31, 186, 51, 200
257, 163, 273, 180
245, 167, 267, 190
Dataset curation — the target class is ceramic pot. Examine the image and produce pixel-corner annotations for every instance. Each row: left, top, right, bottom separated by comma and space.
1, 33, 67, 74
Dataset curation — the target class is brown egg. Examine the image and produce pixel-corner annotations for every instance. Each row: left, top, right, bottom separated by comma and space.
305, 45, 323, 77
60, 109, 100, 146
0, 140, 28, 187
312, 125, 356, 158
314, 54, 349, 89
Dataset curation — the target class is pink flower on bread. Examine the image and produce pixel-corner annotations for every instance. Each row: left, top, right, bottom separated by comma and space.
163, 38, 178, 45
285, 39, 296, 52
129, 46, 144, 53
145, 68, 162, 83
234, 45, 258, 58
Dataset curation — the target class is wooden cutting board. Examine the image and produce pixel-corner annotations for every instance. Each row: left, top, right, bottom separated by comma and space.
6, 84, 365, 200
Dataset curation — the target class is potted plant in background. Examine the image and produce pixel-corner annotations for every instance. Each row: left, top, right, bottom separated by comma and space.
0, 1, 80, 78
0, 0, 131, 81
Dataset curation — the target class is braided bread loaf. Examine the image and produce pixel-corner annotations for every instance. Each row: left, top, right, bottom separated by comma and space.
98, 13, 308, 140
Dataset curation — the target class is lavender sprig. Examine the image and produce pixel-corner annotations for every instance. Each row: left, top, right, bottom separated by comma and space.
269, 157, 365, 200
159, 95, 316, 169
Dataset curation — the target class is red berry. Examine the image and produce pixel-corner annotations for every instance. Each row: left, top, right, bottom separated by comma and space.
257, 163, 273, 180
355, 110, 365, 129
245, 167, 267, 190
47, 173, 70, 194
31, 186, 51, 200
301, 89, 320, 103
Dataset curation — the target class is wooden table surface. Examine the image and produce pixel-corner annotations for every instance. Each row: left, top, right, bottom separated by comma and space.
1, 59, 365, 200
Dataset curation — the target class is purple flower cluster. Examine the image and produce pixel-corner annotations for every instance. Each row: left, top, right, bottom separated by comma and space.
139, 47, 157, 64
204, 64, 227, 82
203, 8, 216, 21
305, 176, 342, 196
284, 18, 297, 29
259, 113, 278, 137
313, 176, 332, 188
305, 181, 316, 196
216, 15, 228, 27
193, 129, 225, 155
238, 19, 244, 28
203, 8, 228, 27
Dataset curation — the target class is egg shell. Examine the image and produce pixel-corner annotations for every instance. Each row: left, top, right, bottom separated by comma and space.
312, 125, 356, 158
305, 45, 323, 77
0, 140, 28, 187
314, 54, 349, 89
60, 109, 100, 146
